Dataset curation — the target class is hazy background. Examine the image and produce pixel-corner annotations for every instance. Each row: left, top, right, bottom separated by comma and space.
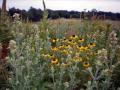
0, 0, 120, 12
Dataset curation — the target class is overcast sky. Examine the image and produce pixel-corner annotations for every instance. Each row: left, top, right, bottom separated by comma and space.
0, 0, 120, 13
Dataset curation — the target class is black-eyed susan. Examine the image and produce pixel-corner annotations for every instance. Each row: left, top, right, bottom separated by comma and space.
42, 54, 54, 59
69, 39, 72, 42
61, 49, 68, 54
48, 54, 55, 59
69, 35, 78, 39
51, 38, 59, 43
61, 38, 68, 43
52, 39, 56, 43
51, 47, 59, 51
65, 44, 71, 49
88, 42, 96, 48
63, 38, 67, 42
79, 46, 85, 51
58, 45, 65, 49
67, 40, 73, 45
63, 38, 66, 41
73, 56, 82, 62
78, 38, 84, 42
41, 54, 47, 57
72, 42, 77, 45
76, 45, 80, 49
84, 46, 89, 51
67, 39, 73, 43
83, 61, 90, 68
51, 58, 59, 64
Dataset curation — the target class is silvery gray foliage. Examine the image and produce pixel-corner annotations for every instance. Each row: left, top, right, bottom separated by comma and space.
109, 30, 118, 46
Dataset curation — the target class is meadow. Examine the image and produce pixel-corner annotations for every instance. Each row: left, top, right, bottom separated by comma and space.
0, 9, 120, 90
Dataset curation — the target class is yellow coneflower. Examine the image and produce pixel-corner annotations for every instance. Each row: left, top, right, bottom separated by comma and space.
52, 39, 56, 43
76, 45, 80, 49
51, 58, 59, 64
79, 46, 85, 51
62, 38, 67, 42
83, 61, 90, 68
41, 54, 46, 57
61, 50, 68, 54
67, 41, 73, 45
51, 47, 59, 51
68, 39, 72, 42
58, 45, 65, 49
78, 38, 84, 42
88, 42, 96, 48
48, 54, 55, 59
67, 39, 73, 44
65, 44, 71, 49
63, 38, 66, 41
73, 56, 82, 62
42, 54, 54, 59
72, 42, 77, 45
69, 35, 78, 39
84, 46, 89, 51
51, 38, 59, 43
92, 42, 96, 47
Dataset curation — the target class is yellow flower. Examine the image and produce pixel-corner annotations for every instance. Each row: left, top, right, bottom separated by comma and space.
42, 54, 54, 59
41, 54, 48, 57
79, 46, 85, 51
51, 58, 59, 64
52, 39, 56, 43
61, 50, 68, 54
88, 42, 96, 48
84, 46, 89, 51
48, 54, 55, 59
78, 46, 88, 51
58, 45, 65, 49
51, 47, 59, 51
69, 35, 78, 39
68, 39, 72, 42
72, 42, 77, 45
83, 62, 90, 68
78, 38, 84, 42
67, 41, 73, 45
73, 56, 82, 62
51, 38, 59, 43
62, 38, 67, 43
65, 45, 71, 49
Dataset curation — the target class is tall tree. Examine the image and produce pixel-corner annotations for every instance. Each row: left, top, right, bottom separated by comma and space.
2, 0, 7, 13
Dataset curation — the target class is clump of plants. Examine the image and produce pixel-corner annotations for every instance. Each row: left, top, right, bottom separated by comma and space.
0, 0, 120, 90
0, 3, 14, 89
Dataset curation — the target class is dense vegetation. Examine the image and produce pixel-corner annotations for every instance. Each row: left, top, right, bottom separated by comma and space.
1, 0, 120, 90
3, 7, 120, 21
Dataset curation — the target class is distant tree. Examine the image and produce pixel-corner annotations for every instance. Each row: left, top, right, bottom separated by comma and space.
28, 7, 43, 21
9, 7, 19, 16
7, 7, 120, 21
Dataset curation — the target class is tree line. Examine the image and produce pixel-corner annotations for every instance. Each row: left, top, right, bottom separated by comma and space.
2, 7, 120, 22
